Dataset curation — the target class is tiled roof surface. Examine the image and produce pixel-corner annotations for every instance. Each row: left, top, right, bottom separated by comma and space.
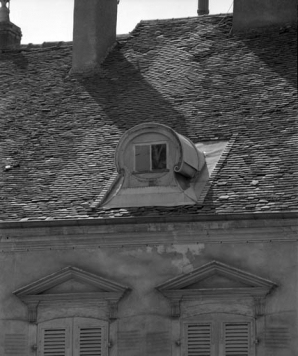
0, 15, 297, 221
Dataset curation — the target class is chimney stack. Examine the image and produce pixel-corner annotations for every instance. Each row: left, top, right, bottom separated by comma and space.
72, 0, 118, 73
0, 0, 22, 51
233, 0, 298, 31
198, 0, 209, 15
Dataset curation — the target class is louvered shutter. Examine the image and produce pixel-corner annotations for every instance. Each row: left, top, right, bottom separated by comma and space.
38, 319, 71, 356
74, 318, 107, 356
78, 326, 103, 356
187, 323, 212, 356
43, 328, 67, 356
224, 323, 250, 356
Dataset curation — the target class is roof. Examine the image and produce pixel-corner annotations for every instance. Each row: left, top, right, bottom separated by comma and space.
0, 15, 297, 222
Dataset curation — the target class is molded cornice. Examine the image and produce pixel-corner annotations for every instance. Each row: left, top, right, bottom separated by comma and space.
157, 261, 276, 290
0, 213, 297, 251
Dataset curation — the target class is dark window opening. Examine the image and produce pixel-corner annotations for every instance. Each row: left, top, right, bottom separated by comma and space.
135, 144, 167, 172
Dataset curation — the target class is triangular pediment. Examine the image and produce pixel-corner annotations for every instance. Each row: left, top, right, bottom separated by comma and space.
183, 274, 249, 289
14, 266, 128, 297
13, 267, 130, 323
41, 278, 103, 294
157, 261, 277, 298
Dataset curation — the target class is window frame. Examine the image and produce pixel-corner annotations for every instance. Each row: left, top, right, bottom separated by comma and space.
133, 141, 168, 173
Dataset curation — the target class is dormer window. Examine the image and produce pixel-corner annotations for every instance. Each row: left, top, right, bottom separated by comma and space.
96, 122, 210, 208
92, 122, 231, 209
135, 143, 167, 172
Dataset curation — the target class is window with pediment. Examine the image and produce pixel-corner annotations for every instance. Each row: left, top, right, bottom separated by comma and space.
156, 261, 277, 356
13, 267, 130, 356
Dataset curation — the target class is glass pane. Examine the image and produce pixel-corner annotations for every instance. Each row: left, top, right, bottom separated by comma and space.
135, 145, 150, 172
151, 144, 167, 170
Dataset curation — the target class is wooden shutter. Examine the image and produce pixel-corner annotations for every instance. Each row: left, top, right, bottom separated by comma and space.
187, 323, 212, 356
224, 323, 250, 356
38, 319, 71, 356
43, 328, 67, 356
74, 318, 107, 356
78, 326, 103, 356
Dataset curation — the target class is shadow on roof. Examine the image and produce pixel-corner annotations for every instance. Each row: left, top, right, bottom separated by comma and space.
241, 27, 297, 88
78, 51, 189, 136
0, 52, 29, 70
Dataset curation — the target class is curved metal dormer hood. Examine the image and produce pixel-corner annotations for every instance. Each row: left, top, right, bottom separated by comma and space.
94, 123, 231, 209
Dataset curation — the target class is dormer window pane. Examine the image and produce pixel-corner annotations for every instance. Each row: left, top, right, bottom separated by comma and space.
152, 144, 167, 170
135, 145, 151, 171
135, 144, 167, 172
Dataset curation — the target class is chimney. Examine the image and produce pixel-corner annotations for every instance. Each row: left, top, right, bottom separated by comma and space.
72, 0, 118, 73
198, 0, 209, 15
233, 0, 298, 32
0, 0, 22, 51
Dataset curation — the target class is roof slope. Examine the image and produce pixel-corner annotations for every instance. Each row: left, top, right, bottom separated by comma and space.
0, 15, 297, 221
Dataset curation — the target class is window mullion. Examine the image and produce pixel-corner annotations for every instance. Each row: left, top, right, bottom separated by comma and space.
149, 144, 152, 171
218, 321, 224, 356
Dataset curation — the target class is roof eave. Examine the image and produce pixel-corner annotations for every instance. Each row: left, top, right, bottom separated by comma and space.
0, 211, 297, 230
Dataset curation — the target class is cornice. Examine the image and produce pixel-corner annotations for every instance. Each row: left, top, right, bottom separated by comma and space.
162, 287, 272, 299
0, 212, 297, 251
157, 261, 277, 290
1, 211, 297, 229
14, 266, 128, 295
0, 224, 297, 252
19, 292, 125, 303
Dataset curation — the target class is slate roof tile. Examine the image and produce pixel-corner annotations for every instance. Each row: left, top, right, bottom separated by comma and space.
0, 15, 297, 221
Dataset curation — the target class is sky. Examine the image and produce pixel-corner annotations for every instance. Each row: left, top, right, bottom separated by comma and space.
9, 0, 233, 44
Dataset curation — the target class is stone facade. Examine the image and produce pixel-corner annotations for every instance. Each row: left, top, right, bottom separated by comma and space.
0, 213, 297, 355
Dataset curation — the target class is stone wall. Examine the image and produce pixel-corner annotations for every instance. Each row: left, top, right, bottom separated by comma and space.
0, 215, 297, 355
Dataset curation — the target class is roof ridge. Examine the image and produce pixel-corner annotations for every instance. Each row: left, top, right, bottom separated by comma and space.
21, 41, 72, 50
138, 13, 231, 25
14, 33, 132, 52
130, 14, 233, 35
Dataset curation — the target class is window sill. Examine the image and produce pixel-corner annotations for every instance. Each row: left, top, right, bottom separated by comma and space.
133, 169, 169, 174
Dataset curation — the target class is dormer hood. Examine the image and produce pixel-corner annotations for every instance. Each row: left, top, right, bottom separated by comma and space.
91, 123, 231, 209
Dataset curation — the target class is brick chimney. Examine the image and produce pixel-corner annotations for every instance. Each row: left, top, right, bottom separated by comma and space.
198, 0, 209, 15
0, 0, 22, 51
72, 0, 118, 73
233, 0, 298, 31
